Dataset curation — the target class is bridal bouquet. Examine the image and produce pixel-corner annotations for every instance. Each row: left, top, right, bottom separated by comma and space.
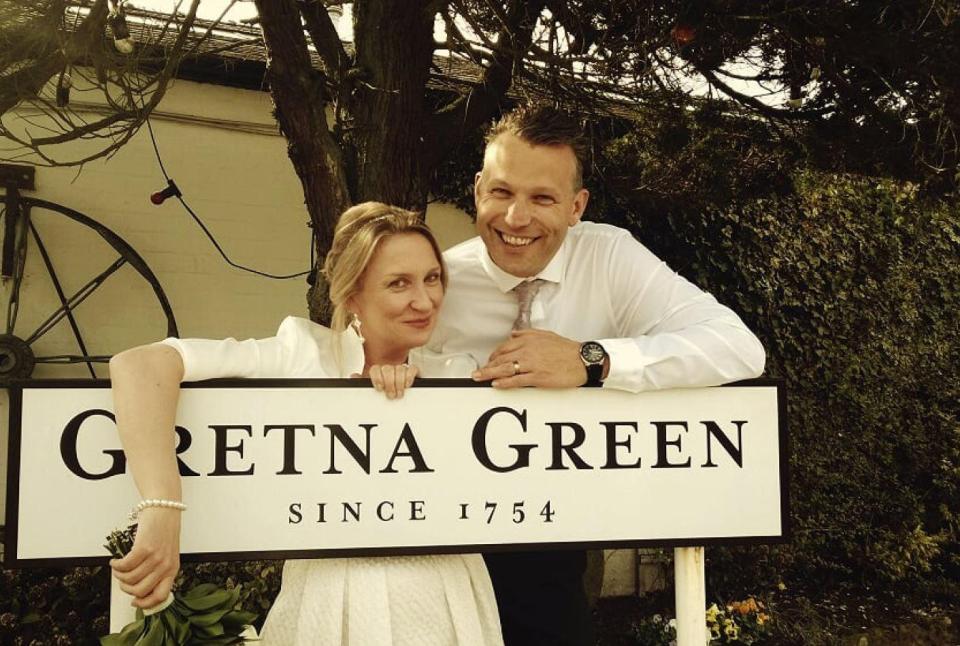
101, 524, 257, 645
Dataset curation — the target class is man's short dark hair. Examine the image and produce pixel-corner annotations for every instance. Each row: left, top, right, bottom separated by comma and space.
485, 105, 589, 189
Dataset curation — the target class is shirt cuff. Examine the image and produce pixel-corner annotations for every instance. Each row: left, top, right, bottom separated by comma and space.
597, 337, 648, 393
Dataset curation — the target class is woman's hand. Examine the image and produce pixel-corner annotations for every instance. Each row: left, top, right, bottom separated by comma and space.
110, 507, 182, 608
367, 363, 419, 399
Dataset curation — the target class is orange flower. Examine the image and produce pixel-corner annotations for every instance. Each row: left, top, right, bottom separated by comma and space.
729, 598, 759, 615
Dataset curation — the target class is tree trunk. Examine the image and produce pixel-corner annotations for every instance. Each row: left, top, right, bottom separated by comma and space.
346, 0, 438, 212
254, 0, 352, 323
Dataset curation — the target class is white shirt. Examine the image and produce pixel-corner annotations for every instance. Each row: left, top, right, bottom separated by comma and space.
426, 220, 765, 393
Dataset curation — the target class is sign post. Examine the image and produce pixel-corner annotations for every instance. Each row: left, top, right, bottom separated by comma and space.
5, 378, 787, 644
675, 546, 708, 645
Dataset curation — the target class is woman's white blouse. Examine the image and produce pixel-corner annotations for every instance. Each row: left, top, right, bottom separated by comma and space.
159, 316, 365, 381
155, 316, 503, 646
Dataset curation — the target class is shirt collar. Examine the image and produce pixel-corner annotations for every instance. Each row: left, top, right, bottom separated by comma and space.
478, 233, 568, 293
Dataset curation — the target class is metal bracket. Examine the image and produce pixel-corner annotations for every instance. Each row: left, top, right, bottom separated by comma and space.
0, 163, 35, 191
2, 188, 20, 278
1, 163, 35, 278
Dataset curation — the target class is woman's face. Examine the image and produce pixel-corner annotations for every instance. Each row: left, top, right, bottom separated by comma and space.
349, 233, 444, 355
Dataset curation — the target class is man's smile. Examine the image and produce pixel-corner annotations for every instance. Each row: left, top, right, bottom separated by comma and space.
498, 231, 537, 247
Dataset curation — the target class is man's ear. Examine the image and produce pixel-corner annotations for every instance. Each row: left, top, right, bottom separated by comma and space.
569, 188, 590, 226
473, 172, 485, 221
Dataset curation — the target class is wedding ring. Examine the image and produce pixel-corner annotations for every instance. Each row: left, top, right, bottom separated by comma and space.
512, 360, 520, 375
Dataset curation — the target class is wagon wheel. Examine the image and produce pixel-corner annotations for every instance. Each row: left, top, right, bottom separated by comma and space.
0, 192, 178, 384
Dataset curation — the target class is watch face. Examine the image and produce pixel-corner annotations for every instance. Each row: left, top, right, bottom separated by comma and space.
581, 341, 605, 363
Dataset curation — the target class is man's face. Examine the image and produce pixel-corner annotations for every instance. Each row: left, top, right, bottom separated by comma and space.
475, 133, 590, 277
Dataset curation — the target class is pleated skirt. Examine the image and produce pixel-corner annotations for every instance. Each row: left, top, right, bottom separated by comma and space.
259, 554, 504, 645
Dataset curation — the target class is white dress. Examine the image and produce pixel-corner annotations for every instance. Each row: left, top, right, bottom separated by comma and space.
161, 317, 503, 646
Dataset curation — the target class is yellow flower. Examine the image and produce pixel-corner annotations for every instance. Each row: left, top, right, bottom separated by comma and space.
706, 603, 720, 623
725, 623, 740, 639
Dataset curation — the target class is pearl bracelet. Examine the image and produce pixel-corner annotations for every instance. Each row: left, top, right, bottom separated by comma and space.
129, 498, 187, 520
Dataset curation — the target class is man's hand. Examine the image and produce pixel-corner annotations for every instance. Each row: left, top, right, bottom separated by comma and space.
472, 329, 588, 389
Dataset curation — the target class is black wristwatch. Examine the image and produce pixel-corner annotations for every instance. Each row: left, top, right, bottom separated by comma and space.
579, 341, 608, 387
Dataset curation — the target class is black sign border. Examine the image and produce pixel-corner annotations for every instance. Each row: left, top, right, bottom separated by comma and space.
4, 377, 789, 569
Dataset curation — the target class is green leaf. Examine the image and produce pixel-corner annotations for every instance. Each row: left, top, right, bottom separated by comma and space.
101, 617, 147, 646
221, 610, 256, 631
182, 583, 220, 599
159, 608, 192, 645
192, 620, 226, 638
137, 617, 168, 646
181, 588, 232, 612
188, 607, 231, 627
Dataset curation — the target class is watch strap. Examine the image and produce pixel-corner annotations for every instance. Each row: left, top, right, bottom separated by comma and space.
584, 361, 604, 387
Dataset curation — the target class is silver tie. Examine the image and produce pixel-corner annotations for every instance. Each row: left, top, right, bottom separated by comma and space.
512, 279, 545, 330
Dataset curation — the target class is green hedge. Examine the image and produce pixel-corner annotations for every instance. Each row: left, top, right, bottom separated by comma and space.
635, 171, 960, 594
0, 562, 109, 644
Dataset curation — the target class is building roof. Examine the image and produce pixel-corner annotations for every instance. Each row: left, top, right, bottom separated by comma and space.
36, 3, 637, 118
105, 5, 486, 93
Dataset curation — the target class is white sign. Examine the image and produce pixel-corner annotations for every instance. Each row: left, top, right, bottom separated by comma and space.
4, 379, 786, 566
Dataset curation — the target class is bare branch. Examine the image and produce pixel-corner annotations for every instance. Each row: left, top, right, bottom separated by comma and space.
297, 0, 350, 79
426, 0, 548, 168
0, 0, 211, 166
695, 61, 832, 121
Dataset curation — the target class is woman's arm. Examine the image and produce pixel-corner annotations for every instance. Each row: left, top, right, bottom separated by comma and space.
108, 343, 185, 609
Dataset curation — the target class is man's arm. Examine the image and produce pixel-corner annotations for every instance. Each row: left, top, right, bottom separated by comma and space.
473, 230, 765, 391
598, 274, 765, 392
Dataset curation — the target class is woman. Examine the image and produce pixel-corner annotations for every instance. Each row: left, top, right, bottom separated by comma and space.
109, 202, 503, 645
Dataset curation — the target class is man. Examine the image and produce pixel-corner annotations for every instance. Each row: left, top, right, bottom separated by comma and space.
429, 105, 766, 645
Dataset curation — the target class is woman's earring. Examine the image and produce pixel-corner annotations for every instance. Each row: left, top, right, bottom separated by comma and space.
350, 313, 365, 343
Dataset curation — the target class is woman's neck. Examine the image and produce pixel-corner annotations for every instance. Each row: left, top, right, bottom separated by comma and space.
362, 342, 409, 375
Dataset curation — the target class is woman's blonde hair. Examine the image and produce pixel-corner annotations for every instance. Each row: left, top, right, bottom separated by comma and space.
322, 201, 447, 335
